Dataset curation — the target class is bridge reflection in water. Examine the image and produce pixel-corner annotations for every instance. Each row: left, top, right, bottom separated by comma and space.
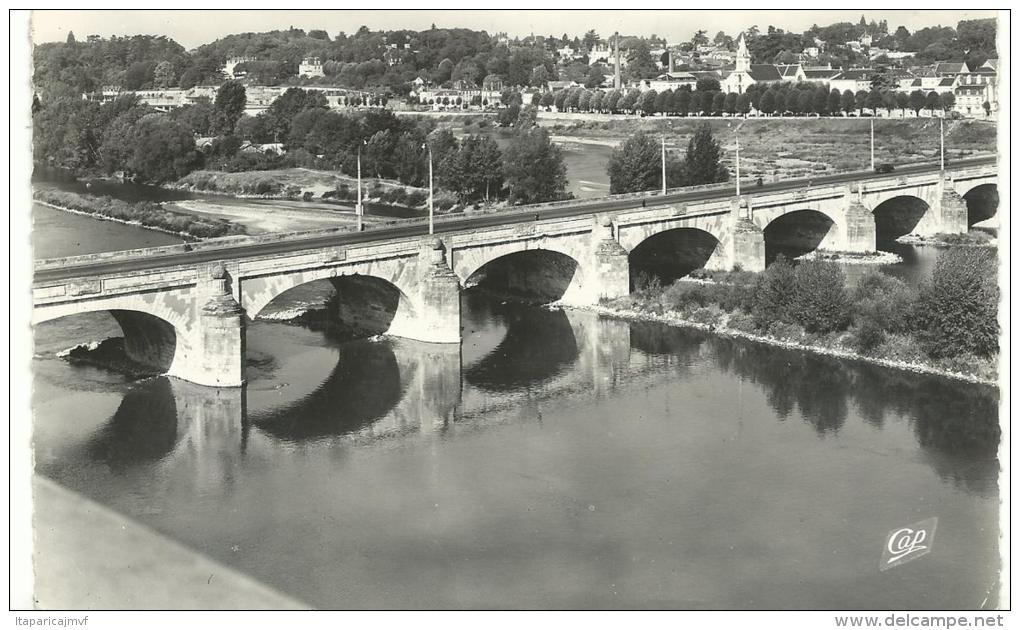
33, 294, 999, 609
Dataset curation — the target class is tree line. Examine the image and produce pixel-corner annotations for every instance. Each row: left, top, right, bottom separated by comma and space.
532, 81, 970, 118
33, 82, 570, 206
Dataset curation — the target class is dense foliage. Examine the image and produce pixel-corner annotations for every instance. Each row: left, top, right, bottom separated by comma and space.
913, 247, 999, 358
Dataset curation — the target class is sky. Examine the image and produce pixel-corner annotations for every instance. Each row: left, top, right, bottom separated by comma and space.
30, 9, 999, 50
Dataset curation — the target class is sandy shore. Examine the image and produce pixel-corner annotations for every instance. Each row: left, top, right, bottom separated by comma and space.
167, 199, 366, 235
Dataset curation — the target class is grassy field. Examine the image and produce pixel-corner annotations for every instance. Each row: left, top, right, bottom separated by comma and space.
541, 117, 997, 180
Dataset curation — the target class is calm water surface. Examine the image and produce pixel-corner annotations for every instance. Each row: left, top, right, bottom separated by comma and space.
29, 189, 999, 609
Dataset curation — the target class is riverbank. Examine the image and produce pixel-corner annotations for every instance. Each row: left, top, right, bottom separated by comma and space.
34, 189, 246, 239
575, 300, 997, 386
540, 118, 997, 180
896, 230, 998, 248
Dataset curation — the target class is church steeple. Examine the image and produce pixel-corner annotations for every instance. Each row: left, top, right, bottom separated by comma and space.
736, 33, 750, 73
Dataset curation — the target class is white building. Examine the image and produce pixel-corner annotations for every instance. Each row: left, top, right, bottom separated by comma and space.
299, 57, 325, 78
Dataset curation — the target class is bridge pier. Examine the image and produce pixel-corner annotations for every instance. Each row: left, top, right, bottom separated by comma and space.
168, 265, 246, 388
732, 218, 765, 272
394, 238, 462, 344
937, 188, 969, 235
843, 200, 877, 253
592, 216, 630, 301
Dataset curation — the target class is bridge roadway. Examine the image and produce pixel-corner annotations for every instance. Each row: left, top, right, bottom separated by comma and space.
34, 156, 995, 283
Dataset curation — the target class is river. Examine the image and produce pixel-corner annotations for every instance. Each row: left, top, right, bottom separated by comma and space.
27, 188, 1000, 609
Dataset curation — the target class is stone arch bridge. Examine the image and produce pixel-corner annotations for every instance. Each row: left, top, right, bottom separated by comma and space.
33, 160, 996, 387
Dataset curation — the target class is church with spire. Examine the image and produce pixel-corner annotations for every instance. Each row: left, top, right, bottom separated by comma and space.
720, 34, 784, 93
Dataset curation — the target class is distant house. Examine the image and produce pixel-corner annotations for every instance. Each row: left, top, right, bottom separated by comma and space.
934, 62, 968, 76
803, 67, 841, 82
828, 69, 875, 94
776, 64, 806, 82
546, 80, 577, 91
299, 57, 325, 78
647, 71, 697, 92
482, 74, 505, 92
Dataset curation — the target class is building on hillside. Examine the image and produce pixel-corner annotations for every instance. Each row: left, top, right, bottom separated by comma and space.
776, 64, 806, 82
482, 74, 505, 92
546, 80, 577, 91
646, 72, 697, 92
719, 34, 782, 93
934, 62, 968, 76
223, 56, 257, 79
299, 57, 325, 78
954, 83, 994, 117
828, 69, 875, 94
803, 67, 841, 82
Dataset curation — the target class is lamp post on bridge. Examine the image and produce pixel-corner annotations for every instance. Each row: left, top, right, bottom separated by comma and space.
422, 142, 434, 235
870, 118, 875, 171
940, 118, 945, 172
661, 134, 666, 195
356, 139, 367, 231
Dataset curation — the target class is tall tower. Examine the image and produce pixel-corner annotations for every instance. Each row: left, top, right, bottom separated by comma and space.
735, 33, 750, 73
614, 32, 622, 89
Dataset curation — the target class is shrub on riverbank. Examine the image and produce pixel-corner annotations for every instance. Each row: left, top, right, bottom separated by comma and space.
34, 189, 245, 239
913, 247, 999, 358
618, 246, 998, 380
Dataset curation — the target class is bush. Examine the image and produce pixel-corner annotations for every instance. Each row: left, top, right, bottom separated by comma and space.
689, 305, 724, 326
405, 190, 427, 207
791, 260, 851, 333
726, 311, 758, 333
851, 270, 915, 334
751, 255, 796, 329
913, 247, 999, 358
852, 318, 887, 354
767, 320, 805, 342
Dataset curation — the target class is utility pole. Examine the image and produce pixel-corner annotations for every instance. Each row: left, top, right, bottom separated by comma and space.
661, 134, 667, 195
870, 118, 875, 171
735, 130, 741, 197
614, 31, 622, 90
425, 143, 435, 234
940, 118, 945, 171
356, 141, 365, 231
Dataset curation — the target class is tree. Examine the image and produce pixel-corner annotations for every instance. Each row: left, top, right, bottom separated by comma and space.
925, 90, 941, 115
640, 89, 658, 115
625, 40, 657, 81
683, 123, 728, 185
841, 89, 856, 115
895, 91, 910, 115
66, 31, 76, 44
212, 81, 247, 136
724, 92, 738, 115
736, 93, 752, 116
619, 88, 640, 112
516, 104, 538, 128
674, 89, 691, 116
126, 113, 200, 184
530, 65, 551, 87
828, 89, 843, 116
854, 90, 868, 115
503, 127, 568, 204
983, 100, 991, 117
578, 90, 593, 112
909, 90, 926, 115
696, 77, 721, 92
171, 100, 215, 136
791, 260, 851, 333
913, 247, 998, 358
797, 90, 814, 116
939, 91, 956, 113
153, 61, 177, 89
813, 87, 829, 115
759, 89, 777, 116
607, 132, 676, 194
553, 89, 569, 112
751, 255, 796, 329
711, 92, 726, 116
866, 89, 885, 115
540, 91, 555, 110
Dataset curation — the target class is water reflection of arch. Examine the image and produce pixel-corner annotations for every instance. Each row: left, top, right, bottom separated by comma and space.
463, 302, 579, 393
81, 377, 181, 470
251, 339, 405, 442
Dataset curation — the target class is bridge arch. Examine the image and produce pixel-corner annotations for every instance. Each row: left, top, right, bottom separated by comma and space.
759, 208, 840, 264
627, 226, 724, 286
963, 183, 998, 227
33, 297, 189, 375
871, 195, 932, 242
245, 268, 420, 340
455, 242, 588, 303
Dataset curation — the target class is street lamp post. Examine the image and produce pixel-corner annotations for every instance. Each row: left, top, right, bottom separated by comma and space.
661, 134, 667, 195
735, 129, 741, 197
940, 118, 945, 171
870, 118, 875, 171
356, 140, 365, 232
422, 142, 434, 235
